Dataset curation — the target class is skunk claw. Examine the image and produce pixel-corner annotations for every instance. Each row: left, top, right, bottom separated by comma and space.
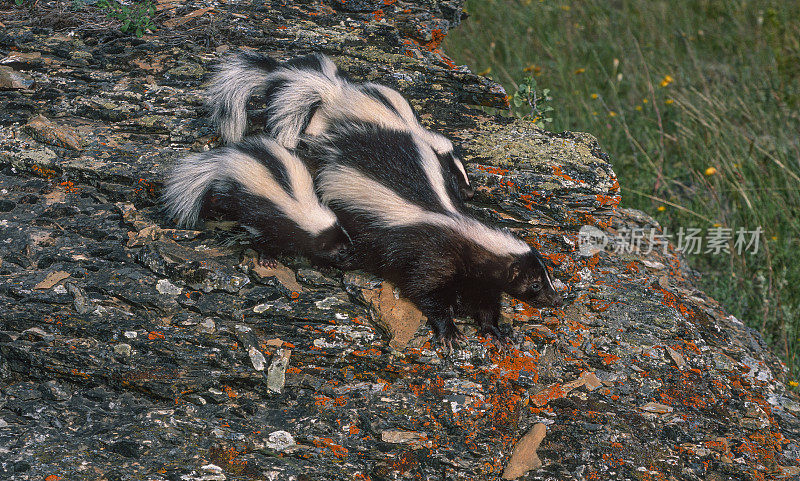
480, 325, 511, 351
258, 254, 278, 269
437, 324, 465, 354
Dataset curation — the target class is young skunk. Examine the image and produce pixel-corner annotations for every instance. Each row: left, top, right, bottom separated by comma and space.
162, 136, 350, 267
309, 122, 562, 348
205, 51, 475, 201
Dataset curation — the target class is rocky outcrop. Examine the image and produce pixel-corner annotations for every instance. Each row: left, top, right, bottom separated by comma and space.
0, 1, 798, 479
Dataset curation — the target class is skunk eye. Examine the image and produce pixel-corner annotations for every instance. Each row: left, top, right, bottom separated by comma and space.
531, 282, 542, 292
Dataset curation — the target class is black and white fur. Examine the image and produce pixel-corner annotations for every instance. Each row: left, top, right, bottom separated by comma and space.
206, 51, 475, 200
162, 136, 350, 266
308, 122, 562, 347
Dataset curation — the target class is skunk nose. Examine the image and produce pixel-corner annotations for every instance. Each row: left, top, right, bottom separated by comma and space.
461, 186, 475, 200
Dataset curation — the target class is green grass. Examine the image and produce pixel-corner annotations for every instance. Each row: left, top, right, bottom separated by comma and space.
444, 0, 800, 384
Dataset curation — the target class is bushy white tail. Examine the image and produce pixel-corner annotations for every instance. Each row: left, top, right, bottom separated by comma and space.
206, 51, 342, 146
162, 137, 338, 234
161, 151, 223, 227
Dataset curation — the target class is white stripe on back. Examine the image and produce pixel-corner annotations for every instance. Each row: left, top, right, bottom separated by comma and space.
318, 165, 529, 256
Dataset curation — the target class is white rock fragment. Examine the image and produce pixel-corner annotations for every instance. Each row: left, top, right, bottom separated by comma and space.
253, 303, 271, 313
313, 338, 339, 348
381, 429, 427, 444
314, 296, 342, 309
640, 402, 673, 414
248, 346, 266, 371
113, 343, 132, 357
267, 348, 291, 394
199, 318, 215, 333
641, 259, 666, 269
198, 464, 225, 481
266, 430, 296, 452
156, 278, 182, 295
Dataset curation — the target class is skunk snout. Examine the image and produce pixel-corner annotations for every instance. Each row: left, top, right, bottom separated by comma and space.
460, 185, 476, 200
548, 293, 563, 308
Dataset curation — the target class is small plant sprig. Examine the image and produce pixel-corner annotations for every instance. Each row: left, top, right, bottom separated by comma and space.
97, 0, 156, 37
511, 76, 554, 125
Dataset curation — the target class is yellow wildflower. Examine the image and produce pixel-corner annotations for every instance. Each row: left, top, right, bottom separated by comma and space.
790, 381, 799, 387
608, 111, 617, 117
574, 68, 586, 74
642, 98, 649, 103
657, 206, 666, 212
478, 67, 491, 76
635, 105, 643, 111
665, 99, 674, 105
705, 167, 717, 176
660, 75, 674, 87
591, 93, 598, 99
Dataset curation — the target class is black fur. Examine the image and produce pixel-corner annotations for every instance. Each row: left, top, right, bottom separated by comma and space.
358, 84, 400, 115
438, 144, 475, 200
356, 84, 474, 201
318, 124, 461, 213
235, 137, 293, 193
238, 50, 280, 72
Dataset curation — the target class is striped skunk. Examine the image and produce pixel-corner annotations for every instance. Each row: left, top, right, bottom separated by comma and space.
206, 51, 475, 201
309, 122, 562, 348
162, 136, 350, 267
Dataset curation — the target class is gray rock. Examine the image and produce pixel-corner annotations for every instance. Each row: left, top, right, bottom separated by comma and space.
0, 1, 795, 480
0, 66, 33, 90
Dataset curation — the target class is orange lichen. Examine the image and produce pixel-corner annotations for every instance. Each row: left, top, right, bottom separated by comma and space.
313, 437, 349, 459
30, 164, 58, 179
595, 193, 620, 207
529, 383, 565, 407
476, 165, 510, 176
351, 348, 382, 357
59, 180, 79, 193
597, 352, 620, 365
208, 446, 252, 476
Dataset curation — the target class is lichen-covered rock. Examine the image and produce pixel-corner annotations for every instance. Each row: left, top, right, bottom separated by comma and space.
0, 1, 798, 480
